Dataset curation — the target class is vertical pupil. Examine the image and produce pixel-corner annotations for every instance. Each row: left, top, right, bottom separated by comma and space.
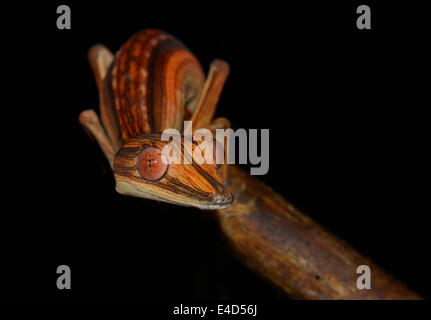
137, 147, 169, 181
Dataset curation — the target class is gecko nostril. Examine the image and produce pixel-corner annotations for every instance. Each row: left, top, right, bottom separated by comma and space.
211, 191, 234, 206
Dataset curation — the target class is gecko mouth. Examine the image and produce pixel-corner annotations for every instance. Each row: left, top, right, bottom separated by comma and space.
189, 191, 234, 210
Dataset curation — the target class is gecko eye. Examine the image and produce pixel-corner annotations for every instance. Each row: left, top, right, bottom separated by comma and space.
213, 139, 225, 170
137, 147, 169, 182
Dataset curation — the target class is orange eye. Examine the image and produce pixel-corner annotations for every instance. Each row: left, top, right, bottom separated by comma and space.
137, 147, 168, 181
213, 139, 225, 169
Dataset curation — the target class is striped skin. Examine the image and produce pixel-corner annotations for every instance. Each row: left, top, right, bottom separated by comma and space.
113, 134, 233, 209
109, 29, 205, 141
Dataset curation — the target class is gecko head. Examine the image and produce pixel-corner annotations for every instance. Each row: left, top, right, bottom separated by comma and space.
112, 133, 234, 210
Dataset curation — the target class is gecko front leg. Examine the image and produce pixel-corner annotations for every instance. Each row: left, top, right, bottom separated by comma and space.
79, 44, 117, 166
209, 117, 231, 180
79, 109, 115, 166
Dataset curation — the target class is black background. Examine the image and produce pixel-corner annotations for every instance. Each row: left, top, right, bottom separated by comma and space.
1, 0, 429, 302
